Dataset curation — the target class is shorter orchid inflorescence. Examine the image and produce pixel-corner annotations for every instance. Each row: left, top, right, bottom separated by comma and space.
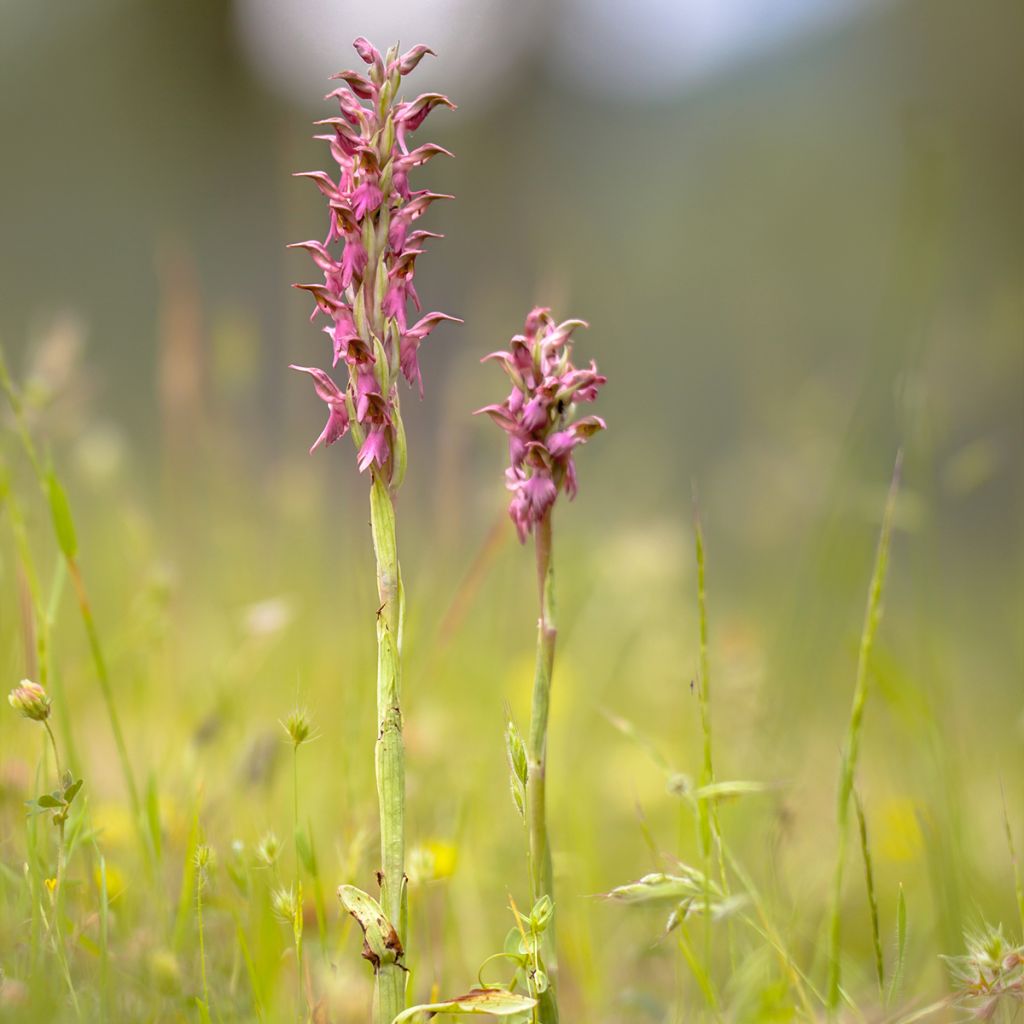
478, 308, 606, 541
290, 37, 458, 482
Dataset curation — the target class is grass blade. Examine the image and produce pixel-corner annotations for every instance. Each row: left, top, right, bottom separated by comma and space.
1000, 785, 1024, 937
827, 451, 902, 1011
887, 883, 907, 1007
854, 789, 884, 998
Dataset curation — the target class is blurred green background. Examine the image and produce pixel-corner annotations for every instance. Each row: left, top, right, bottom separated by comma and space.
0, 0, 1021, 1019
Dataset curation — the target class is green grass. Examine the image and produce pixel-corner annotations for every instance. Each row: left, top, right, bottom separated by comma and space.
0, 351, 1020, 1023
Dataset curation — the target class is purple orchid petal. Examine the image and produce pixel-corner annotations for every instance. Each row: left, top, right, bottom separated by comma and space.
293, 282, 341, 318
521, 396, 549, 433
406, 311, 461, 340
351, 180, 383, 221
340, 238, 367, 287
290, 365, 350, 453
352, 36, 382, 67
474, 404, 518, 431
545, 430, 579, 460
396, 44, 435, 76
328, 69, 376, 100
357, 427, 390, 472
293, 170, 340, 202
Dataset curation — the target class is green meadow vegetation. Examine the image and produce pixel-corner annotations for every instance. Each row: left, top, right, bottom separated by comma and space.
1, 322, 1021, 1022
1, 6, 1022, 1023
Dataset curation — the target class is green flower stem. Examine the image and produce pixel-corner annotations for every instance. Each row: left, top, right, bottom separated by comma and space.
369, 475, 407, 1024
0, 349, 146, 858
1, 487, 77, 766
42, 718, 80, 1020
291, 748, 306, 1021
527, 511, 559, 1024
42, 720, 66, 905
197, 869, 211, 1019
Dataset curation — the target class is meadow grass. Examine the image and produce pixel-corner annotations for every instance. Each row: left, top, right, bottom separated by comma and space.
0, 342, 1020, 1024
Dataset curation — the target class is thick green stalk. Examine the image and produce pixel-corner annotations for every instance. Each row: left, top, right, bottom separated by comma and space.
527, 513, 559, 1023
369, 475, 406, 1023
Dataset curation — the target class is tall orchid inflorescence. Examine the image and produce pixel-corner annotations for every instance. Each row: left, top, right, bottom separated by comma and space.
477, 308, 606, 542
289, 38, 456, 1024
290, 36, 458, 481
479, 307, 605, 1022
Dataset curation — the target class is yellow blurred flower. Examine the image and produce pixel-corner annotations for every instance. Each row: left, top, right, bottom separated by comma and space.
146, 949, 181, 994
94, 862, 127, 902
408, 839, 458, 883
92, 802, 135, 851
876, 797, 923, 862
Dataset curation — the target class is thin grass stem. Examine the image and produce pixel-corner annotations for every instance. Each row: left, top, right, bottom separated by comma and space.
0, 348, 146, 855
723, 844, 819, 1018
676, 919, 721, 1015
693, 498, 733, 971
196, 865, 211, 1021
39, 720, 80, 1020
853, 788, 885, 997
94, 843, 111, 1021
826, 452, 902, 1011
291, 747, 306, 1022
1000, 785, 1024, 938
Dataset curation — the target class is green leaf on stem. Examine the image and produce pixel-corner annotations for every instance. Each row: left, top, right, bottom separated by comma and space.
46, 468, 77, 559
669, 777, 770, 803
391, 988, 536, 1023
605, 871, 718, 905
337, 884, 403, 970
505, 717, 528, 820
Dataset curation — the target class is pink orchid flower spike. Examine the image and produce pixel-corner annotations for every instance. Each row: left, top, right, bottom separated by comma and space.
289, 37, 461, 483
478, 308, 606, 540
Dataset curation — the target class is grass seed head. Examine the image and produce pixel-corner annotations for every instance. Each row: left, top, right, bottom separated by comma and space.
256, 830, 282, 868
282, 706, 314, 748
271, 884, 300, 925
945, 924, 1024, 1020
